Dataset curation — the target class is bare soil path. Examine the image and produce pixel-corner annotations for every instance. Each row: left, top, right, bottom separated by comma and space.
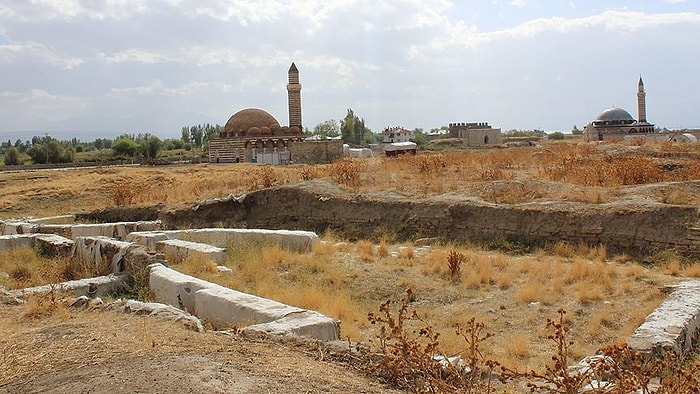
0, 304, 398, 394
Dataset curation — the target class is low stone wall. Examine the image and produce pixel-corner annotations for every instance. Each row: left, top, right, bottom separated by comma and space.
289, 140, 344, 164
0, 233, 74, 256
155, 239, 227, 264
0, 220, 161, 241
70, 236, 163, 274
127, 228, 318, 253
627, 280, 700, 356
7, 274, 129, 298
0, 234, 39, 250
149, 263, 339, 341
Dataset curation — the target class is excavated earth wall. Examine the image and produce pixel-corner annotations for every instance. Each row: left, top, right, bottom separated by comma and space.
78, 179, 700, 257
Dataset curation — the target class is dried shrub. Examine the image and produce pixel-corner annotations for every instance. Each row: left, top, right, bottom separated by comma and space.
397, 244, 415, 260
298, 165, 318, 181
258, 165, 277, 188
365, 289, 500, 393
330, 158, 366, 187
357, 240, 374, 262
9, 266, 32, 284
110, 178, 141, 206
23, 283, 70, 319
447, 250, 464, 280
378, 239, 389, 258
413, 154, 447, 175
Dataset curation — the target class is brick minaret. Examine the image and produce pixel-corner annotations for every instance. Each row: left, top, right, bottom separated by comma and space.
637, 76, 647, 123
287, 62, 302, 130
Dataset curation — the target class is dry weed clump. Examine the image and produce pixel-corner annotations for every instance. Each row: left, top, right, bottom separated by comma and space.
22, 284, 71, 320
365, 295, 700, 393
412, 153, 448, 175
110, 177, 143, 206
446, 250, 463, 280
329, 158, 366, 187
683, 263, 700, 278
365, 289, 500, 393
397, 244, 415, 260
357, 240, 375, 262
662, 187, 699, 205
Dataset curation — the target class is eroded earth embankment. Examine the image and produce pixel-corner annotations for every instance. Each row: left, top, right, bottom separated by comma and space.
77, 179, 700, 257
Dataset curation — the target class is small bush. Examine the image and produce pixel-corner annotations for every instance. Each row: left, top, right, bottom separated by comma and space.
365, 289, 500, 393
330, 158, 365, 187
447, 250, 464, 280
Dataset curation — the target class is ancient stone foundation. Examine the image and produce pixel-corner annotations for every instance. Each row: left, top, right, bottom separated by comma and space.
627, 280, 700, 356
149, 263, 339, 340
1, 217, 338, 342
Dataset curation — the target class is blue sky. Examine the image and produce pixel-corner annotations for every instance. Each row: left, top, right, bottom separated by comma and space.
0, 0, 698, 141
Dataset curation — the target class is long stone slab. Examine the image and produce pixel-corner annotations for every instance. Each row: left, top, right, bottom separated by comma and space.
8, 274, 129, 298
0, 233, 74, 257
0, 220, 161, 240
0, 234, 37, 250
26, 215, 76, 224
0, 221, 39, 235
155, 239, 227, 265
148, 263, 339, 341
127, 228, 317, 253
244, 310, 341, 341
35, 234, 75, 256
627, 280, 700, 356
194, 286, 302, 328
149, 263, 214, 313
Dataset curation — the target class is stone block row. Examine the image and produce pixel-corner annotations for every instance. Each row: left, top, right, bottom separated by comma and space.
0, 233, 74, 256
126, 228, 318, 253
7, 274, 129, 299
149, 263, 339, 341
154, 239, 227, 265
0, 220, 161, 240
627, 280, 700, 356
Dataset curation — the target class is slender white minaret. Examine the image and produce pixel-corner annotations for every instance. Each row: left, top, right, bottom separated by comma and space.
637, 76, 647, 123
287, 62, 302, 130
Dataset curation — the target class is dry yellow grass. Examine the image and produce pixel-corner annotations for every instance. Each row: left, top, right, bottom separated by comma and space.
2, 141, 700, 220
356, 240, 375, 262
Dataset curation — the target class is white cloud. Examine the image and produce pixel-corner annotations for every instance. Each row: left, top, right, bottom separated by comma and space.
0, 0, 151, 21
0, 41, 83, 69
110, 80, 210, 97
410, 9, 700, 56
508, 0, 527, 6
0, 89, 89, 121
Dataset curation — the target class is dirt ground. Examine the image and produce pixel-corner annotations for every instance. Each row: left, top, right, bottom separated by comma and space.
0, 302, 399, 394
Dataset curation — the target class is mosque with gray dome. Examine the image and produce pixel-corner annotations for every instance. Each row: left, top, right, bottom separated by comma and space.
583, 77, 655, 142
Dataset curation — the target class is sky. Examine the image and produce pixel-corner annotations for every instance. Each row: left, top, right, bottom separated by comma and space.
0, 0, 699, 141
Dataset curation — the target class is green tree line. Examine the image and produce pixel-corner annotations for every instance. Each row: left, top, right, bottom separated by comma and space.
1, 122, 223, 166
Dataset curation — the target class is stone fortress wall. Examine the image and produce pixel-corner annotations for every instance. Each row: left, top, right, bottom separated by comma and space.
449, 122, 503, 146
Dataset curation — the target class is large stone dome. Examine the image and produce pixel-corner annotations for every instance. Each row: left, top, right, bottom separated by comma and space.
224, 108, 280, 136
595, 107, 635, 122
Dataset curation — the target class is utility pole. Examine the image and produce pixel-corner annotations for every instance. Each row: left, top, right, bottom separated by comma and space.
44, 133, 49, 164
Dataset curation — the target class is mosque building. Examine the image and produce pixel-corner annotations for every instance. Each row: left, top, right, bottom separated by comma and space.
208, 63, 304, 164
584, 77, 655, 142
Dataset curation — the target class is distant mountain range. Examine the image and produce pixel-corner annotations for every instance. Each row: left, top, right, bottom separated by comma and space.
0, 111, 221, 142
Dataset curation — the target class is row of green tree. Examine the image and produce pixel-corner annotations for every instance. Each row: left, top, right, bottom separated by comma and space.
1, 123, 222, 166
